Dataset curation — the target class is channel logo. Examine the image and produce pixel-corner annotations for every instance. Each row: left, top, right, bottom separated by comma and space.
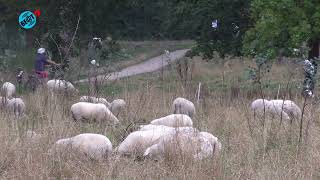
18, 10, 41, 29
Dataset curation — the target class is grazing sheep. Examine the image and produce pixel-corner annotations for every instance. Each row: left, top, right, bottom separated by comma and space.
143, 129, 217, 161
2, 82, 16, 98
270, 99, 302, 120
115, 128, 176, 156
116, 127, 197, 157
139, 124, 175, 131
53, 133, 113, 160
80, 96, 111, 108
199, 131, 222, 157
251, 99, 290, 121
150, 114, 193, 127
6, 98, 26, 117
110, 99, 126, 117
70, 102, 119, 124
47, 79, 78, 94
172, 97, 195, 118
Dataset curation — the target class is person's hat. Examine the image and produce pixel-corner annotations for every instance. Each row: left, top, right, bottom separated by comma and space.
37, 48, 46, 54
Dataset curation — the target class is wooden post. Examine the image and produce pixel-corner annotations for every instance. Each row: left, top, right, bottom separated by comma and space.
197, 82, 201, 105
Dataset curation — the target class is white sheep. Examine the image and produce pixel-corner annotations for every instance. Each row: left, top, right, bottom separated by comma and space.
143, 128, 218, 161
199, 131, 222, 157
270, 99, 302, 120
172, 97, 196, 118
116, 127, 197, 157
139, 124, 175, 131
2, 82, 16, 98
79, 96, 111, 108
71, 102, 119, 124
53, 133, 113, 160
6, 98, 26, 117
115, 128, 176, 156
110, 99, 126, 117
47, 79, 78, 94
251, 99, 290, 121
150, 114, 193, 127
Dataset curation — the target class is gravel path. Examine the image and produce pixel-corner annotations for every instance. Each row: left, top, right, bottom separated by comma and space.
76, 49, 189, 84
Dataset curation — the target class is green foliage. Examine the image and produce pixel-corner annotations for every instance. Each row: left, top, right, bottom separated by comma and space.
243, 0, 320, 59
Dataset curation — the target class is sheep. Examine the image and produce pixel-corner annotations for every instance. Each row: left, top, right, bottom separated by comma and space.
199, 131, 222, 157
1, 82, 16, 98
70, 102, 119, 124
47, 79, 78, 94
172, 97, 196, 118
150, 114, 193, 127
143, 129, 217, 161
115, 127, 197, 157
115, 128, 176, 157
110, 99, 126, 117
79, 96, 111, 108
6, 98, 26, 117
251, 99, 290, 121
52, 133, 113, 160
139, 124, 175, 131
270, 99, 302, 120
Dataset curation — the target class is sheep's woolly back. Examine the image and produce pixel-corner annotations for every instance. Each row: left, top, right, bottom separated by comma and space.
2, 82, 16, 98
47, 79, 77, 94
6, 98, 26, 117
199, 131, 222, 156
79, 96, 111, 108
115, 128, 175, 156
270, 99, 302, 120
251, 99, 290, 121
53, 133, 112, 160
172, 97, 195, 118
111, 99, 126, 116
144, 128, 215, 161
70, 102, 119, 124
150, 114, 193, 127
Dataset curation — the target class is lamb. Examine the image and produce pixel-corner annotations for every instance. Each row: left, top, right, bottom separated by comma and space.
150, 114, 193, 127
115, 127, 197, 157
52, 133, 113, 160
270, 99, 302, 120
47, 79, 78, 94
110, 99, 126, 117
143, 129, 219, 161
70, 102, 119, 124
172, 97, 195, 118
251, 99, 290, 121
80, 96, 111, 108
1, 82, 16, 98
6, 98, 26, 117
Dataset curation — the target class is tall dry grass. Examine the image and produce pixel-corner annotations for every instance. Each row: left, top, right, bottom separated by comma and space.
0, 57, 320, 179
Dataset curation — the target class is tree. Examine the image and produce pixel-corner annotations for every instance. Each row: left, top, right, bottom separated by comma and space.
243, 0, 320, 60
186, 0, 251, 59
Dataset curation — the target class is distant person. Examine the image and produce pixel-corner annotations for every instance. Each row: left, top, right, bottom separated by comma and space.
34, 48, 59, 80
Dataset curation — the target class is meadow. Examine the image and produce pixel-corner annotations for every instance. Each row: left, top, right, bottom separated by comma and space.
0, 52, 319, 179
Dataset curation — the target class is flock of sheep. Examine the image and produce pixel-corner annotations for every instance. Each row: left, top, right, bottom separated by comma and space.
0, 79, 302, 163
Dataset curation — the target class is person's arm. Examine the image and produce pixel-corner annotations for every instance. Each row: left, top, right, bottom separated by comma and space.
46, 59, 60, 65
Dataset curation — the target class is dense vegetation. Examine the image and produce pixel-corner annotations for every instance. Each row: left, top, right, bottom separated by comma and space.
0, 0, 319, 60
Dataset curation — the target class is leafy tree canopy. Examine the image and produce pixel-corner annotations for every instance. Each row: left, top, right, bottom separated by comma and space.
243, 0, 320, 59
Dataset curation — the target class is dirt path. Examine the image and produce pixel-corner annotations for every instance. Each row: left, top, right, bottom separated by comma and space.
76, 49, 189, 84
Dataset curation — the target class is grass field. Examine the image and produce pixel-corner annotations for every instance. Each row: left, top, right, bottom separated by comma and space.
1, 54, 319, 179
